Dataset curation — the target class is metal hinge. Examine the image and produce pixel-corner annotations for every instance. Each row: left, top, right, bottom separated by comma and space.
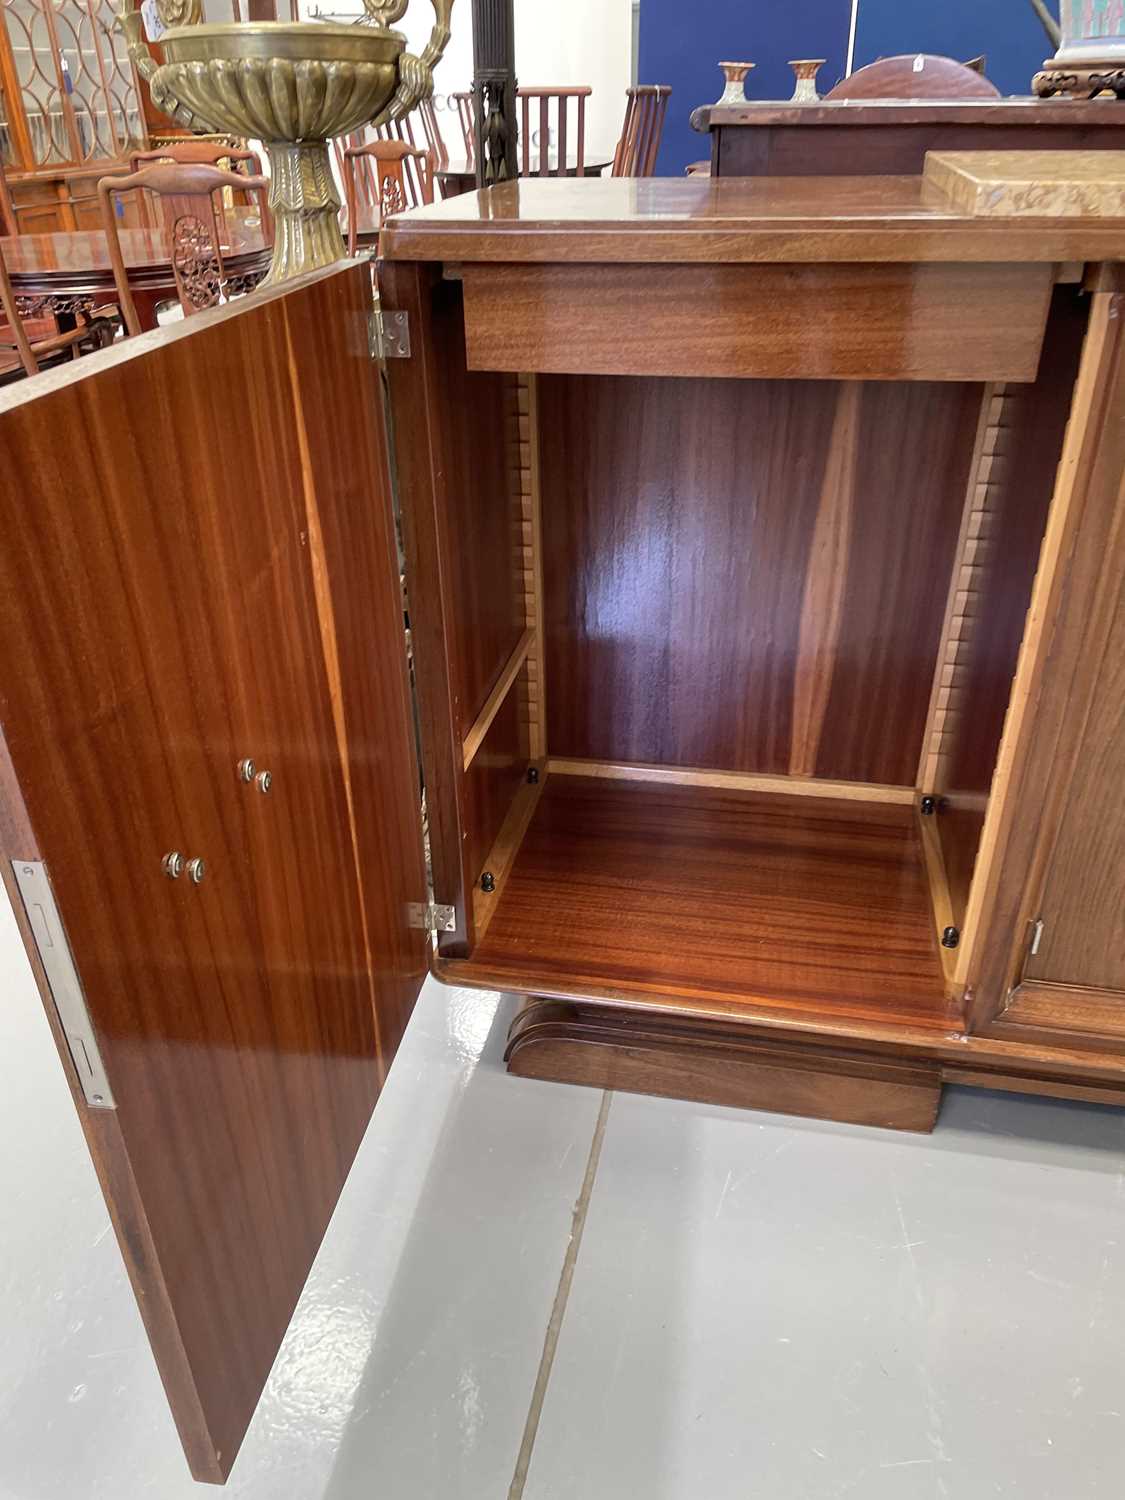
408, 900, 456, 933
11, 860, 115, 1109
368, 308, 411, 360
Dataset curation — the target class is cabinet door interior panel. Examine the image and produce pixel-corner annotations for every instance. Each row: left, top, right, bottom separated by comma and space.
0, 265, 425, 1483
933, 288, 1090, 916
541, 374, 977, 786
1026, 580, 1125, 994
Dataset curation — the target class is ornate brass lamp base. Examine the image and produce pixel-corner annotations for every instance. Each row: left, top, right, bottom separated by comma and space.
117, 4, 454, 283
264, 142, 346, 286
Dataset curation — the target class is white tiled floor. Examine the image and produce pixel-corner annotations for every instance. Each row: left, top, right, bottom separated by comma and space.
3, 886, 1125, 1498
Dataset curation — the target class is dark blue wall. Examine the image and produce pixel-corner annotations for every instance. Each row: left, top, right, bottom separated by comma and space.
639, 0, 852, 176
853, 0, 1058, 99
639, 0, 1061, 177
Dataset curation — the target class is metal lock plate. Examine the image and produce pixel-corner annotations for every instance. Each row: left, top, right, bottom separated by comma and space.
11, 860, 115, 1109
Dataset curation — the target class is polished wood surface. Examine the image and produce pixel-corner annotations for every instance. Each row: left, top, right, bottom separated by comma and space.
0, 263, 426, 1481
507, 999, 943, 1132
932, 289, 1089, 921
461, 260, 1052, 381
380, 174, 1125, 265
824, 54, 1002, 101
451, 775, 954, 1032
538, 374, 978, 784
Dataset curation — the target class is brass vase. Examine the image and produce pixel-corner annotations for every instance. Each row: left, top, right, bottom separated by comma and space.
117, 0, 453, 284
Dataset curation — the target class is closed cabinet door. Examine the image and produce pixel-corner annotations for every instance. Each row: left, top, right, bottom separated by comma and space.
0, 264, 427, 1483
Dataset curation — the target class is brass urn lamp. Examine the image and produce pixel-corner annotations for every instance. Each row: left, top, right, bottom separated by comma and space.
118, 0, 453, 284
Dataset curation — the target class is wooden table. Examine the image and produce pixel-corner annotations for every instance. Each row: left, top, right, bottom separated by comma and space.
2, 208, 272, 332
435, 152, 614, 198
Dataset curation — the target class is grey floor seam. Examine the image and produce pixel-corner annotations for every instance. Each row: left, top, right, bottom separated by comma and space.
507, 1088, 614, 1500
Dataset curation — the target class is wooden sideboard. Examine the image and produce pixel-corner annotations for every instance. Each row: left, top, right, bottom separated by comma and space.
692, 98, 1125, 178
1, 159, 1125, 1481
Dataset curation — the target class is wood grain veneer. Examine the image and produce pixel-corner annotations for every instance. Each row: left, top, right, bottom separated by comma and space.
452, 776, 955, 1033
460, 262, 1054, 382
0, 264, 426, 1482
538, 374, 979, 785
462, 660, 531, 896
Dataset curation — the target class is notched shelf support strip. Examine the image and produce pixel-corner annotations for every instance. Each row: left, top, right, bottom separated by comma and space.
461, 627, 534, 771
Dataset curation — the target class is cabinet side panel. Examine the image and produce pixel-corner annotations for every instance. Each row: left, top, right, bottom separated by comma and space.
463, 663, 532, 894
542, 374, 975, 785
434, 280, 528, 731
934, 288, 1089, 916
382, 264, 529, 954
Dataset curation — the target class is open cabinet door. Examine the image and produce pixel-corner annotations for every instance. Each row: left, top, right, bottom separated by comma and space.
0, 264, 428, 1482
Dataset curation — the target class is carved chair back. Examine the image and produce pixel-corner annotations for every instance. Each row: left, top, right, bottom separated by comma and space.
98, 162, 269, 337
127, 143, 272, 240
342, 139, 434, 256
518, 86, 592, 177
418, 96, 448, 169
612, 85, 671, 177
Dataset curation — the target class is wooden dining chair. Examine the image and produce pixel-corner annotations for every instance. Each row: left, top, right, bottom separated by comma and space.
517, 86, 592, 177
452, 90, 476, 168
0, 239, 117, 380
418, 96, 448, 170
342, 139, 434, 255
612, 85, 671, 177
128, 142, 273, 240
98, 162, 269, 337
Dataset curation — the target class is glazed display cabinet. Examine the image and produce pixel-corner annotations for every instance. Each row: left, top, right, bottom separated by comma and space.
1, 154, 1124, 1482
0, 0, 145, 229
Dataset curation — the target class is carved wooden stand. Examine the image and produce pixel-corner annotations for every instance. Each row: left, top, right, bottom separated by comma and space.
1034, 64, 1125, 98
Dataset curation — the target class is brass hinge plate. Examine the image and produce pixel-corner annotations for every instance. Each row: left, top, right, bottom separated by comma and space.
369, 308, 411, 361
408, 901, 456, 933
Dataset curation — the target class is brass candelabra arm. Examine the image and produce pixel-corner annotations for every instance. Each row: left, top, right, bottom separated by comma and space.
372, 0, 452, 124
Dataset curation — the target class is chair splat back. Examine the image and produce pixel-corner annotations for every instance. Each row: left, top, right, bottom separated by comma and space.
612, 85, 671, 177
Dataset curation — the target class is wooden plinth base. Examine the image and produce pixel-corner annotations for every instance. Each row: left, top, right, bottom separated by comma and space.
505, 1000, 943, 1133
1033, 64, 1125, 100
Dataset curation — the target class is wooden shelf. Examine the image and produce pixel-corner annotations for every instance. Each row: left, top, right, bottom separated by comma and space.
444, 773, 960, 1035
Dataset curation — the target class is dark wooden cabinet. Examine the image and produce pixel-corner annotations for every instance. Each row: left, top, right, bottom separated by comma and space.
2, 162, 1125, 1483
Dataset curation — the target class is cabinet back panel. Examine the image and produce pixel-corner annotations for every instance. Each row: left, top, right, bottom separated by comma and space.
541, 374, 979, 785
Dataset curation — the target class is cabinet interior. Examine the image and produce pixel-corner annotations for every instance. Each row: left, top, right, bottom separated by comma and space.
415, 278, 1089, 1032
